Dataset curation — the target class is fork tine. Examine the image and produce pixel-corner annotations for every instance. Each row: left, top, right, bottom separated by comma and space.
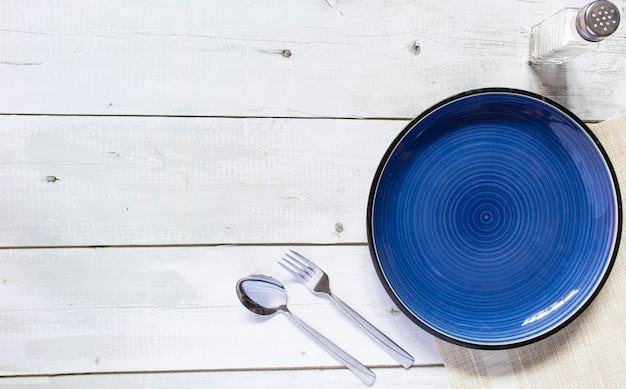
278, 259, 309, 282
284, 252, 315, 275
281, 255, 314, 278
288, 250, 318, 271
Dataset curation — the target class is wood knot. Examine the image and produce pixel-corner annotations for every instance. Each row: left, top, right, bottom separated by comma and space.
409, 41, 421, 55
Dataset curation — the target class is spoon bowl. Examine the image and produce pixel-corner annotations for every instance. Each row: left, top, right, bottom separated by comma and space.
236, 274, 287, 316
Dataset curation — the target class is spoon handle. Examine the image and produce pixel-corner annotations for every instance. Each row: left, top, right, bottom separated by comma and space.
287, 311, 376, 386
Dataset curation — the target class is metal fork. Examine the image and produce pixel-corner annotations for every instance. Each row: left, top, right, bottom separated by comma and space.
279, 250, 414, 369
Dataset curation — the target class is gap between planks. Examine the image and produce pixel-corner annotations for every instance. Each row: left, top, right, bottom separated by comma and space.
0, 113, 604, 124
0, 113, 414, 121
0, 363, 445, 379
0, 242, 369, 250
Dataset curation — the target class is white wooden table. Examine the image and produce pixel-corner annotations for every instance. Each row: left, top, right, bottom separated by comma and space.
1, 1, 624, 387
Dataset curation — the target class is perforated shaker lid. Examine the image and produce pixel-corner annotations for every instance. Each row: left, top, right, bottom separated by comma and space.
576, 1, 621, 42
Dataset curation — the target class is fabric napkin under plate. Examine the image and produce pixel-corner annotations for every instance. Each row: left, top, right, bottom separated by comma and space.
435, 113, 626, 389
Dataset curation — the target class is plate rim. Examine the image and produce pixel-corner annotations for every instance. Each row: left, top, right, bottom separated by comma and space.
366, 87, 623, 349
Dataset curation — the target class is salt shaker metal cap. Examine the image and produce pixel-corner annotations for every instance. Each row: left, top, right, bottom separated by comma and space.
576, 1, 621, 42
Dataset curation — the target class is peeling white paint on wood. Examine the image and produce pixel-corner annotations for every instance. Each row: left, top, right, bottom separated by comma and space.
0, 115, 402, 246
0, 246, 441, 375
0, 0, 624, 119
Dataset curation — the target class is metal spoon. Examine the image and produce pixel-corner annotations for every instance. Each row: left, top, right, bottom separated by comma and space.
236, 274, 376, 386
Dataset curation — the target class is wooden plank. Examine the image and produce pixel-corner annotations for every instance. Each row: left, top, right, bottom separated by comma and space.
0, 115, 401, 247
0, 0, 624, 119
0, 366, 451, 388
0, 245, 442, 376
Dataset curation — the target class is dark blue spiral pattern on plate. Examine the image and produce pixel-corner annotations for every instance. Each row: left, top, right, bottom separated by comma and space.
368, 89, 620, 348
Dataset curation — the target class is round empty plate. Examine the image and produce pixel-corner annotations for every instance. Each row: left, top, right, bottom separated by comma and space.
367, 88, 621, 348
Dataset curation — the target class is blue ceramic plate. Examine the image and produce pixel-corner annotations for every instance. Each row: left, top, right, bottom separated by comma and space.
367, 88, 621, 349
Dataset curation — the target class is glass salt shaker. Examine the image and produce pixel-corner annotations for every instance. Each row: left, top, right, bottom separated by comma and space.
529, 0, 621, 64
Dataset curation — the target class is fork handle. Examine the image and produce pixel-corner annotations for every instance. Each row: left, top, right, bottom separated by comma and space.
330, 293, 414, 369
287, 311, 376, 386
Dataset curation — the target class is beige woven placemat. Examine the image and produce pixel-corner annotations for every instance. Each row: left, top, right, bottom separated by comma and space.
436, 114, 626, 389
